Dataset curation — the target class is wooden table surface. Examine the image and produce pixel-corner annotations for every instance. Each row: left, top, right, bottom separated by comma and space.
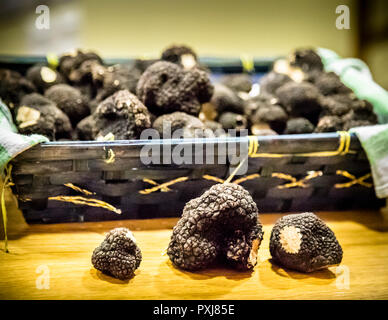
1, 210, 388, 300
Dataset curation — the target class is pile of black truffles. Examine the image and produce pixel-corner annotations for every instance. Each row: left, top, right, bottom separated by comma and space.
0, 46, 378, 141
92, 227, 142, 280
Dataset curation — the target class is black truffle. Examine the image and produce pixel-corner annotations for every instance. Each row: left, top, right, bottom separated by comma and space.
284, 117, 315, 134
153, 111, 212, 138
315, 115, 343, 133
167, 183, 264, 271
16, 93, 72, 140
161, 44, 198, 69
289, 48, 324, 73
221, 74, 252, 93
259, 71, 293, 95
275, 81, 322, 124
269, 212, 343, 273
136, 61, 213, 116
94, 89, 151, 140
76, 114, 98, 140
250, 104, 288, 134
91, 227, 142, 280
314, 72, 352, 96
218, 112, 248, 131
319, 96, 351, 117
0, 69, 36, 108
26, 65, 65, 93
210, 83, 245, 115
45, 84, 89, 126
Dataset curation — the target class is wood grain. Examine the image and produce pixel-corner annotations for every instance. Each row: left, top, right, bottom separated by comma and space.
1, 210, 388, 300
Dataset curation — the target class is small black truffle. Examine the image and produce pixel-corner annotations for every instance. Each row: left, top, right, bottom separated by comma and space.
211, 83, 245, 115
259, 71, 293, 95
153, 111, 212, 138
284, 117, 315, 134
289, 48, 324, 73
161, 44, 198, 69
26, 65, 65, 93
167, 183, 264, 271
94, 89, 151, 140
136, 61, 213, 116
16, 93, 72, 140
45, 84, 89, 126
91, 227, 142, 280
315, 115, 343, 133
314, 72, 352, 96
275, 81, 323, 124
270, 212, 343, 273
221, 74, 252, 93
250, 104, 288, 134
0, 69, 36, 108
218, 112, 248, 131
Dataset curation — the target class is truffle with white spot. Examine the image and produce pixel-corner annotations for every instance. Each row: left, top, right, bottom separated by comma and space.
269, 212, 343, 273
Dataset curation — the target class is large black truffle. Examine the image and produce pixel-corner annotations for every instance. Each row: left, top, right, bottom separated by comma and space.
270, 212, 343, 273
315, 115, 343, 133
136, 61, 213, 116
45, 84, 89, 126
91, 228, 142, 280
167, 183, 264, 271
16, 93, 72, 140
250, 104, 288, 134
314, 72, 352, 96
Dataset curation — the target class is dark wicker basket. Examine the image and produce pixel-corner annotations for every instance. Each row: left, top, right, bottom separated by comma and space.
10, 133, 383, 224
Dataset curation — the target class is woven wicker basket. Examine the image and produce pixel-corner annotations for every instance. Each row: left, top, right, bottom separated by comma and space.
10, 132, 383, 223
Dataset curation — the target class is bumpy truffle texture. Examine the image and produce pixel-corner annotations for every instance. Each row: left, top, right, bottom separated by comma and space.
45, 84, 89, 126
284, 118, 315, 134
167, 183, 264, 271
16, 93, 72, 140
250, 104, 288, 134
218, 112, 248, 131
314, 72, 352, 96
211, 83, 245, 114
315, 115, 343, 133
153, 111, 213, 138
275, 81, 322, 124
136, 61, 213, 116
161, 45, 198, 69
94, 90, 151, 140
270, 212, 343, 273
221, 74, 252, 93
0, 69, 36, 108
26, 65, 65, 93
91, 228, 142, 280
76, 114, 98, 140
259, 71, 293, 95
289, 48, 324, 73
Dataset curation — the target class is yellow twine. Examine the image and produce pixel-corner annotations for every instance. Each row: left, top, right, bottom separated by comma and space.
139, 176, 189, 194
240, 54, 255, 73
104, 148, 115, 164
64, 183, 95, 195
142, 178, 171, 192
335, 170, 373, 188
46, 52, 59, 69
272, 171, 323, 189
202, 173, 261, 185
1, 164, 13, 253
48, 195, 122, 214
248, 131, 354, 158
